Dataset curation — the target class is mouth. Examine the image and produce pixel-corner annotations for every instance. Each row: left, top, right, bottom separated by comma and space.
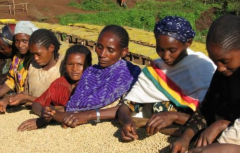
71, 73, 80, 76
164, 61, 173, 66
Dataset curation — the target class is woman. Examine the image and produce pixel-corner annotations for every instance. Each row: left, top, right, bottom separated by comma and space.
0, 24, 16, 85
171, 15, 240, 153
17, 44, 92, 131
41, 25, 141, 128
0, 21, 37, 113
118, 16, 216, 141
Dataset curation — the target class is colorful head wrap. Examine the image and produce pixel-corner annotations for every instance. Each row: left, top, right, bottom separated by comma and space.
154, 16, 195, 43
0, 24, 16, 46
14, 21, 38, 36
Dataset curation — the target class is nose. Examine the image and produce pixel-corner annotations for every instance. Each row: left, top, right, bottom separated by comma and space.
162, 51, 170, 61
216, 62, 226, 72
72, 64, 77, 71
19, 42, 24, 48
34, 54, 39, 61
99, 49, 106, 58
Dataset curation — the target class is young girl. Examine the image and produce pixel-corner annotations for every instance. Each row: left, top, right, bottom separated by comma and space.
0, 29, 63, 113
41, 25, 141, 128
8, 29, 63, 106
0, 24, 16, 85
171, 15, 240, 153
118, 16, 216, 141
0, 21, 38, 113
17, 45, 92, 131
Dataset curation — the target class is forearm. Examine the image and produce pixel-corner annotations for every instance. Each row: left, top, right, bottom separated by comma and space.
118, 104, 133, 125
32, 102, 43, 116
52, 111, 69, 123
172, 112, 190, 125
23, 95, 37, 103
179, 128, 195, 143
0, 84, 11, 97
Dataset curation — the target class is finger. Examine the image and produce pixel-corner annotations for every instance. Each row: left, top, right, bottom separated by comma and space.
147, 119, 162, 135
196, 136, 203, 147
62, 123, 68, 129
121, 129, 134, 142
9, 100, 18, 106
180, 147, 187, 153
202, 137, 208, 147
131, 126, 138, 139
171, 144, 180, 153
70, 118, 78, 128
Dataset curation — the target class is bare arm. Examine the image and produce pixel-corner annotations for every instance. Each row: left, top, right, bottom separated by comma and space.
53, 105, 120, 123
9, 93, 37, 106
118, 103, 133, 125
32, 102, 42, 116
0, 84, 11, 98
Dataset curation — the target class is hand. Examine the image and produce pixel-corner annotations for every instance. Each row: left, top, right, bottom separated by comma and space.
17, 118, 47, 132
0, 98, 9, 114
62, 112, 88, 128
121, 120, 138, 141
196, 120, 230, 147
9, 93, 27, 106
170, 137, 190, 153
188, 143, 240, 153
146, 112, 176, 136
41, 106, 56, 122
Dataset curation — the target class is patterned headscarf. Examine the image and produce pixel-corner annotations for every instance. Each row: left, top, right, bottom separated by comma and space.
154, 16, 195, 43
0, 24, 16, 46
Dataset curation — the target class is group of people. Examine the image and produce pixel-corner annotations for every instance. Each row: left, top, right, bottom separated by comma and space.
0, 14, 240, 152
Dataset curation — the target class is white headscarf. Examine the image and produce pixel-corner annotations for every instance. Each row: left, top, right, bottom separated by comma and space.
14, 21, 38, 36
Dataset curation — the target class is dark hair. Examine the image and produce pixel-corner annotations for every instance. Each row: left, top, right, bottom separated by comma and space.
29, 29, 60, 60
207, 15, 240, 52
64, 44, 92, 70
99, 25, 129, 48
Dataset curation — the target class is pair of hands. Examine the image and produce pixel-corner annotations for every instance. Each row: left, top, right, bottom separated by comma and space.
0, 93, 26, 113
18, 106, 88, 131
188, 143, 240, 153
121, 112, 175, 141
171, 120, 230, 153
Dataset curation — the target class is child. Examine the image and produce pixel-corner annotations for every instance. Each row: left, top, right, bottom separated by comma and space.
17, 44, 92, 131
171, 15, 240, 153
0, 21, 38, 112
8, 29, 63, 106
0, 24, 16, 85
41, 25, 141, 128
118, 16, 216, 141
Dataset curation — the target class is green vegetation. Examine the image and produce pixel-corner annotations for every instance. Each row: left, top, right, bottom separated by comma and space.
60, 0, 240, 42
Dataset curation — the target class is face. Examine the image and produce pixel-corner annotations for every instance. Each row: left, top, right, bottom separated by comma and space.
156, 35, 191, 66
15, 33, 30, 55
29, 43, 54, 67
208, 43, 240, 76
0, 39, 12, 57
65, 53, 86, 82
95, 31, 128, 68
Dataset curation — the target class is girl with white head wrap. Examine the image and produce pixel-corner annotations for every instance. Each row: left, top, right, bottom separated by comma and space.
14, 21, 38, 36
0, 21, 38, 114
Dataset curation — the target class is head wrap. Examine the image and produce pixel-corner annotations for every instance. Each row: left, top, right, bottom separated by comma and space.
14, 21, 38, 36
0, 24, 16, 46
154, 16, 195, 43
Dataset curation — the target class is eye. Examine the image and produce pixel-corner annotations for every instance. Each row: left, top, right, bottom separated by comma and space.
108, 48, 114, 53
96, 44, 103, 49
156, 46, 164, 52
222, 60, 230, 64
169, 49, 177, 53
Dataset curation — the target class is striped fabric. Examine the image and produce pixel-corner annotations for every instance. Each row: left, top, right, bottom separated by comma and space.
143, 62, 199, 111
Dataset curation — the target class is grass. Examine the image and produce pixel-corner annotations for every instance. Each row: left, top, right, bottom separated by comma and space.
60, 0, 240, 43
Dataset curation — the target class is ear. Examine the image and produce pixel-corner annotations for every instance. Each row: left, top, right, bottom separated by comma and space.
121, 47, 129, 58
185, 39, 193, 48
48, 44, 55, 53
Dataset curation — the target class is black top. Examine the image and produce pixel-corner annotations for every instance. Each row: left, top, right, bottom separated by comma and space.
186, 68, 240, 134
